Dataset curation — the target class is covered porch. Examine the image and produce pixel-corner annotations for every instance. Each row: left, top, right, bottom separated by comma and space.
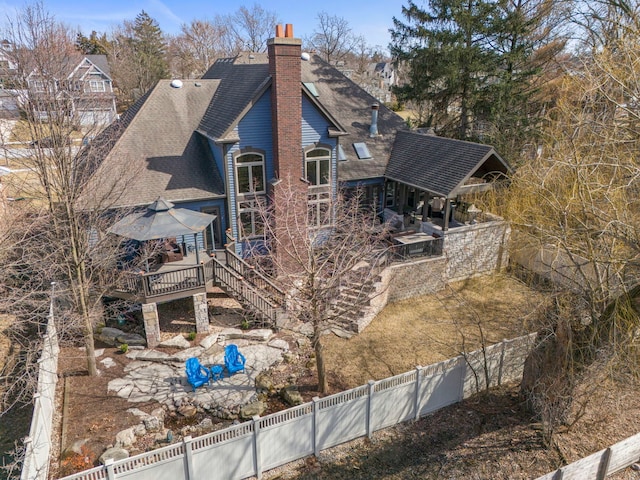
384, 130, 511, 236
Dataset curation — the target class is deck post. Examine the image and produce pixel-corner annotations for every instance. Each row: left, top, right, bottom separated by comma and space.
142, 302, 160, 348
193, 293, 209, 333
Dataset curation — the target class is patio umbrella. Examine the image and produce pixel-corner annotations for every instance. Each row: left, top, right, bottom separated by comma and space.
108, 197, 217, 267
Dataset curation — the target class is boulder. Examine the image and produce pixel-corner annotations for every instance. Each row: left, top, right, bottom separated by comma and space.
199, 334, 219, 350
143, 415, 162, 433
240, 401, 267, 419
219, 328, 244, 339
95, 327, 124, 346
159, 335, 191, 349
178, 405, 197, 418
268, 339, 290, 351
281, 386, 303, 406
242, 329, 272, 342
115, 427, 136, 448
116, 333, 147, 346
99, 447, 129, 465
255, 372, 274, 392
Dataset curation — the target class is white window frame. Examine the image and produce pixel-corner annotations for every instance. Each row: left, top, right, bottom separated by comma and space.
89, 79, 106, 92
235, 150, 266, 196
305, 147, 331, 186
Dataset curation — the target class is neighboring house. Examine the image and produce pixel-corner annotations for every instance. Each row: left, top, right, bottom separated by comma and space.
0, 40, 21, 119
84, 24, 511, 345
26, 54, 117, 126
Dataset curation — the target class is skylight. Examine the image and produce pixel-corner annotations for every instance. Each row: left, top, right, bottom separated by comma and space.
338, 144, 347, 161
353, 142, 372, 159
303, 82, 319, 97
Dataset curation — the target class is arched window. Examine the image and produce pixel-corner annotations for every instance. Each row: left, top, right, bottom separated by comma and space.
235, 151, 265, 195
305, 148, 331, 186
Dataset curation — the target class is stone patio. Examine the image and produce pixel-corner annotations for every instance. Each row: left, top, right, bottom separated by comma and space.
105, 328, 291, 419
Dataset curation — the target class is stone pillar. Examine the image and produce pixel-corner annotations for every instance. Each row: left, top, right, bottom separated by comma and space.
193, 293, 209, 334
142, 302, 160, 348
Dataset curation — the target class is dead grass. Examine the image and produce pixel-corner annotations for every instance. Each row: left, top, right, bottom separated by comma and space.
325, 273, 546, 390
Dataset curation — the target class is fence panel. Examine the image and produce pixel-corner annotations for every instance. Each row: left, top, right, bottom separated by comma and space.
191, 423, 256, 480
259, 404, 314, 471
500, 334, 537, 383
607, 431, 640, 474
113, 443, 185, 480
420, 357, 465, 415
316, 386, 369, 450
370, 372, 416, 431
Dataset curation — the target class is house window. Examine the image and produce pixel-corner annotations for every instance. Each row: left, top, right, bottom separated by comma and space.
238, 199, 264, 238
308, 191, 331, 227
385, 182, 396, 208
235, 152, 265, 195
31, 79, 45, 92
305, 148, 331, 186
89, 80, 106, 92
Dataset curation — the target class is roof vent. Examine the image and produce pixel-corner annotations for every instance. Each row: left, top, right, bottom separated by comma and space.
301, 52, 310, 61
170, 79, 183, 89
369, 103, 380, 137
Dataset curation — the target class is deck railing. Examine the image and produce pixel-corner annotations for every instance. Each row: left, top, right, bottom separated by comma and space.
113, 262, 209, 302
223, 249, 285, 306
390, 235, 444, 260
211, 257, 281, 326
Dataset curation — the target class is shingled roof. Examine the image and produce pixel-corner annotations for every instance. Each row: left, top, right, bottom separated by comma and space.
84, 79, 224, 208
301, 56, 407, 182
386, 130, 511, 198
199, 53, 271, 141
197, 52, 406, 181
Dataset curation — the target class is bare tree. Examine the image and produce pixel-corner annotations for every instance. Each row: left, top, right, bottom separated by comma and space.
503, 18, 640, 441
307, 12, 362, 65
168, 19, 231, 78
224, 4, 280, 53
247, 180, 390, 394
0, 3, 139, 399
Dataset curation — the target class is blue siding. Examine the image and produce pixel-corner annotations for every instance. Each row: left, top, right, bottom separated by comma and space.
208, 139, 226, 183
302, 97, 338, 195
173, 199, 227, 251
225, 92, 274, 252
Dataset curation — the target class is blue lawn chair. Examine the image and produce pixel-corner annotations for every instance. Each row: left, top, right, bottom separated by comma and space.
185, 357, 210, 391
224, 344, 246, 376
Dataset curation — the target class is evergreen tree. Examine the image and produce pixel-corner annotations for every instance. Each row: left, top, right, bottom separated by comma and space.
131, 10, 169, 94
75, 30, 107, 55
391, 0, 565, 159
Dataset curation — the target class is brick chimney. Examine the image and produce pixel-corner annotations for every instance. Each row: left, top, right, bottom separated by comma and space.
267, 24, 306, 275
268, 23, 302, 184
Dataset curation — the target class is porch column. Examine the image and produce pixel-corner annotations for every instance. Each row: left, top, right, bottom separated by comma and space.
422, 193, 431, 222
398, 184, 407, 215
142, 302, 161, 348
193, 293, 209, 334
443, 198, 451, 232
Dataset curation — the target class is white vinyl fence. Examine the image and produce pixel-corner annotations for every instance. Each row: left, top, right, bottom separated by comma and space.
21, 295, 60, 480
58, 333, 537, 480
536, 431, 640, 480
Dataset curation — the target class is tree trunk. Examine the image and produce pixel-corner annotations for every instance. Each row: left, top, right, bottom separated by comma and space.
314, 333, 328, 394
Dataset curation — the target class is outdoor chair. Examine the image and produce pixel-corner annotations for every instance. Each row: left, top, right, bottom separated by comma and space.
185, 357, 210, 391
224, 344, 246, 376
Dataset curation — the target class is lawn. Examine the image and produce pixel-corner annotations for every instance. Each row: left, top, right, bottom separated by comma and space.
324, 273, 546, 390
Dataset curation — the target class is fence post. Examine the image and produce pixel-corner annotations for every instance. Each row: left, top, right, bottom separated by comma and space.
497, 339, 507, 385
105, 458, 115, 480
312, 397, 320, 457
414, 366, 422, 421
183, 436, 194, 479
366, 381, 375, 439
597, 447, 612, 480
253, 416, 262, 480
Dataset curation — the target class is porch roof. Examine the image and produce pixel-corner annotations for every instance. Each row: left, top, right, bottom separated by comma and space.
385, 131, 511, 198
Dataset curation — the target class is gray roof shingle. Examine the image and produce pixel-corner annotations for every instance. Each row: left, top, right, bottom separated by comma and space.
84, 79, 224, 208
301, 56, 407, 182
385, 130, 510, 198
